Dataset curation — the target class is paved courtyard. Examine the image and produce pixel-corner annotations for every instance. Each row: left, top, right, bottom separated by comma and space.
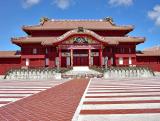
0, 78, 89, 121
78, 77, 160, 121
0, 77, 159, 120
0, 79, 68, 107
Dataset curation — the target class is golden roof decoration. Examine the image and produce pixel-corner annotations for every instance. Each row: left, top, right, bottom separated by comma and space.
103, 17, 115, 25
40, 17, 50, 25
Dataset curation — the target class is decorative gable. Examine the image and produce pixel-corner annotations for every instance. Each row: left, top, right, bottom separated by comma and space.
61, 36, 100, 44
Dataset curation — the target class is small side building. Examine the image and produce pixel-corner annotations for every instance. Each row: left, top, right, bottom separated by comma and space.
0, 51, 21, 76
137, 47, 160, 72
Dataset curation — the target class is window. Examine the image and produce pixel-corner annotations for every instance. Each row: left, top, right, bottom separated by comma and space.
102, 57, 105, 65
104, 56, 108, 65
55, 57, 59, 67
106, 48, 110, 52
110, 48, 112, 53
33, 48, 37, 54
129, 48, 132, 53
117, 48, 119, 53
158, 58, 160, 64
129, 57, 132, 65
66, 57, 70, 66
110, 57, 113, 65
119, 57, 123, 65
121, 48, 125, 53
45, 58, 49, 66
45, 48, 48, 54
26, 58, 29, 66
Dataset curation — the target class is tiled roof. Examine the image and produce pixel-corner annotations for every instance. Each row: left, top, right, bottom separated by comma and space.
0, 51, 21, 58
12, 29, 145, 45
137, 50, 160, 56
12, 37, 53, 44
143, 46, 160, 51
12, 36, 145, 45
22, 19, 134, 31
137, 46, 160, 56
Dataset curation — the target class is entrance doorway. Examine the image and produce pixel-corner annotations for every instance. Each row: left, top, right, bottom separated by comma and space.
73, 50, 89, 66
73, 56, 88, 66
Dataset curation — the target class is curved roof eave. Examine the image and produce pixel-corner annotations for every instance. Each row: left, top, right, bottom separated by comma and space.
42, 29, 109, 45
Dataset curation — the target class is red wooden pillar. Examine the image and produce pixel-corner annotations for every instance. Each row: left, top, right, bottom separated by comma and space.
59, 48, 62, 68
70, 49, 73, 67
99, 48, 102, 67
88, 49, 91, 67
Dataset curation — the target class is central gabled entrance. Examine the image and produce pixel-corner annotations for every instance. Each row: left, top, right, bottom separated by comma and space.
54, 30, 106, 68
59, 45, 103, 68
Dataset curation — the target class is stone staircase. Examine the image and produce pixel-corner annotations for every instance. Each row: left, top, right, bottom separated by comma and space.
4, 68, 59, 80
62, 66, 103, 78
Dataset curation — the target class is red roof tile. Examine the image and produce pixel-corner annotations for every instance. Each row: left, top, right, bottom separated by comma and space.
143, 46, 160, 51
0, 51, 21, 58
12, 36, 144, 45
137, 51, 160, 56
23, 20, 134, 31
137, 46, 160, 56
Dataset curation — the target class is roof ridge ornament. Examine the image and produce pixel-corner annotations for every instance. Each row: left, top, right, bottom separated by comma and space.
40, 17, 50, 25
103, 17, 115, 25
51, 19, 102, 21
77, 27, 84, 33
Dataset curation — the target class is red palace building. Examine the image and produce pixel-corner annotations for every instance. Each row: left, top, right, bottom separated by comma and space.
0, 17, 160, 75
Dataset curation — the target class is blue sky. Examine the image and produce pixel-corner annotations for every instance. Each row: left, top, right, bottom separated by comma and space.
0, 0, 160, 50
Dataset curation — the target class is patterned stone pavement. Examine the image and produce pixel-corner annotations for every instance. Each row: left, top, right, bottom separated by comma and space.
0, 79, 68, 107
78, 77, 160, 121
0, 77, 160, 121
0, 78, 89, 121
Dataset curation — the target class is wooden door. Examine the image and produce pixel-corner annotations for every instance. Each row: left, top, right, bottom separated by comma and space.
73, 56, 88, 66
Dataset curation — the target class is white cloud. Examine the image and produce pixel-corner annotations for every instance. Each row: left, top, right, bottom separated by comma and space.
54, 0, 72, 10
108, 0, 133, 7
148, 4, 160, 26
23, 0, 41, 8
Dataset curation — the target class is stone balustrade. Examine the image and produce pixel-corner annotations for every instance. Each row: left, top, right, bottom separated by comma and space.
104, 67, 155, 79
4, 68, 60, 80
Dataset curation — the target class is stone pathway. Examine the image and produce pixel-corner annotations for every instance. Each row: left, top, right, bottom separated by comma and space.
78, 77, 160, 121
0, 78, 89, 121
0, 79, 68, 107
